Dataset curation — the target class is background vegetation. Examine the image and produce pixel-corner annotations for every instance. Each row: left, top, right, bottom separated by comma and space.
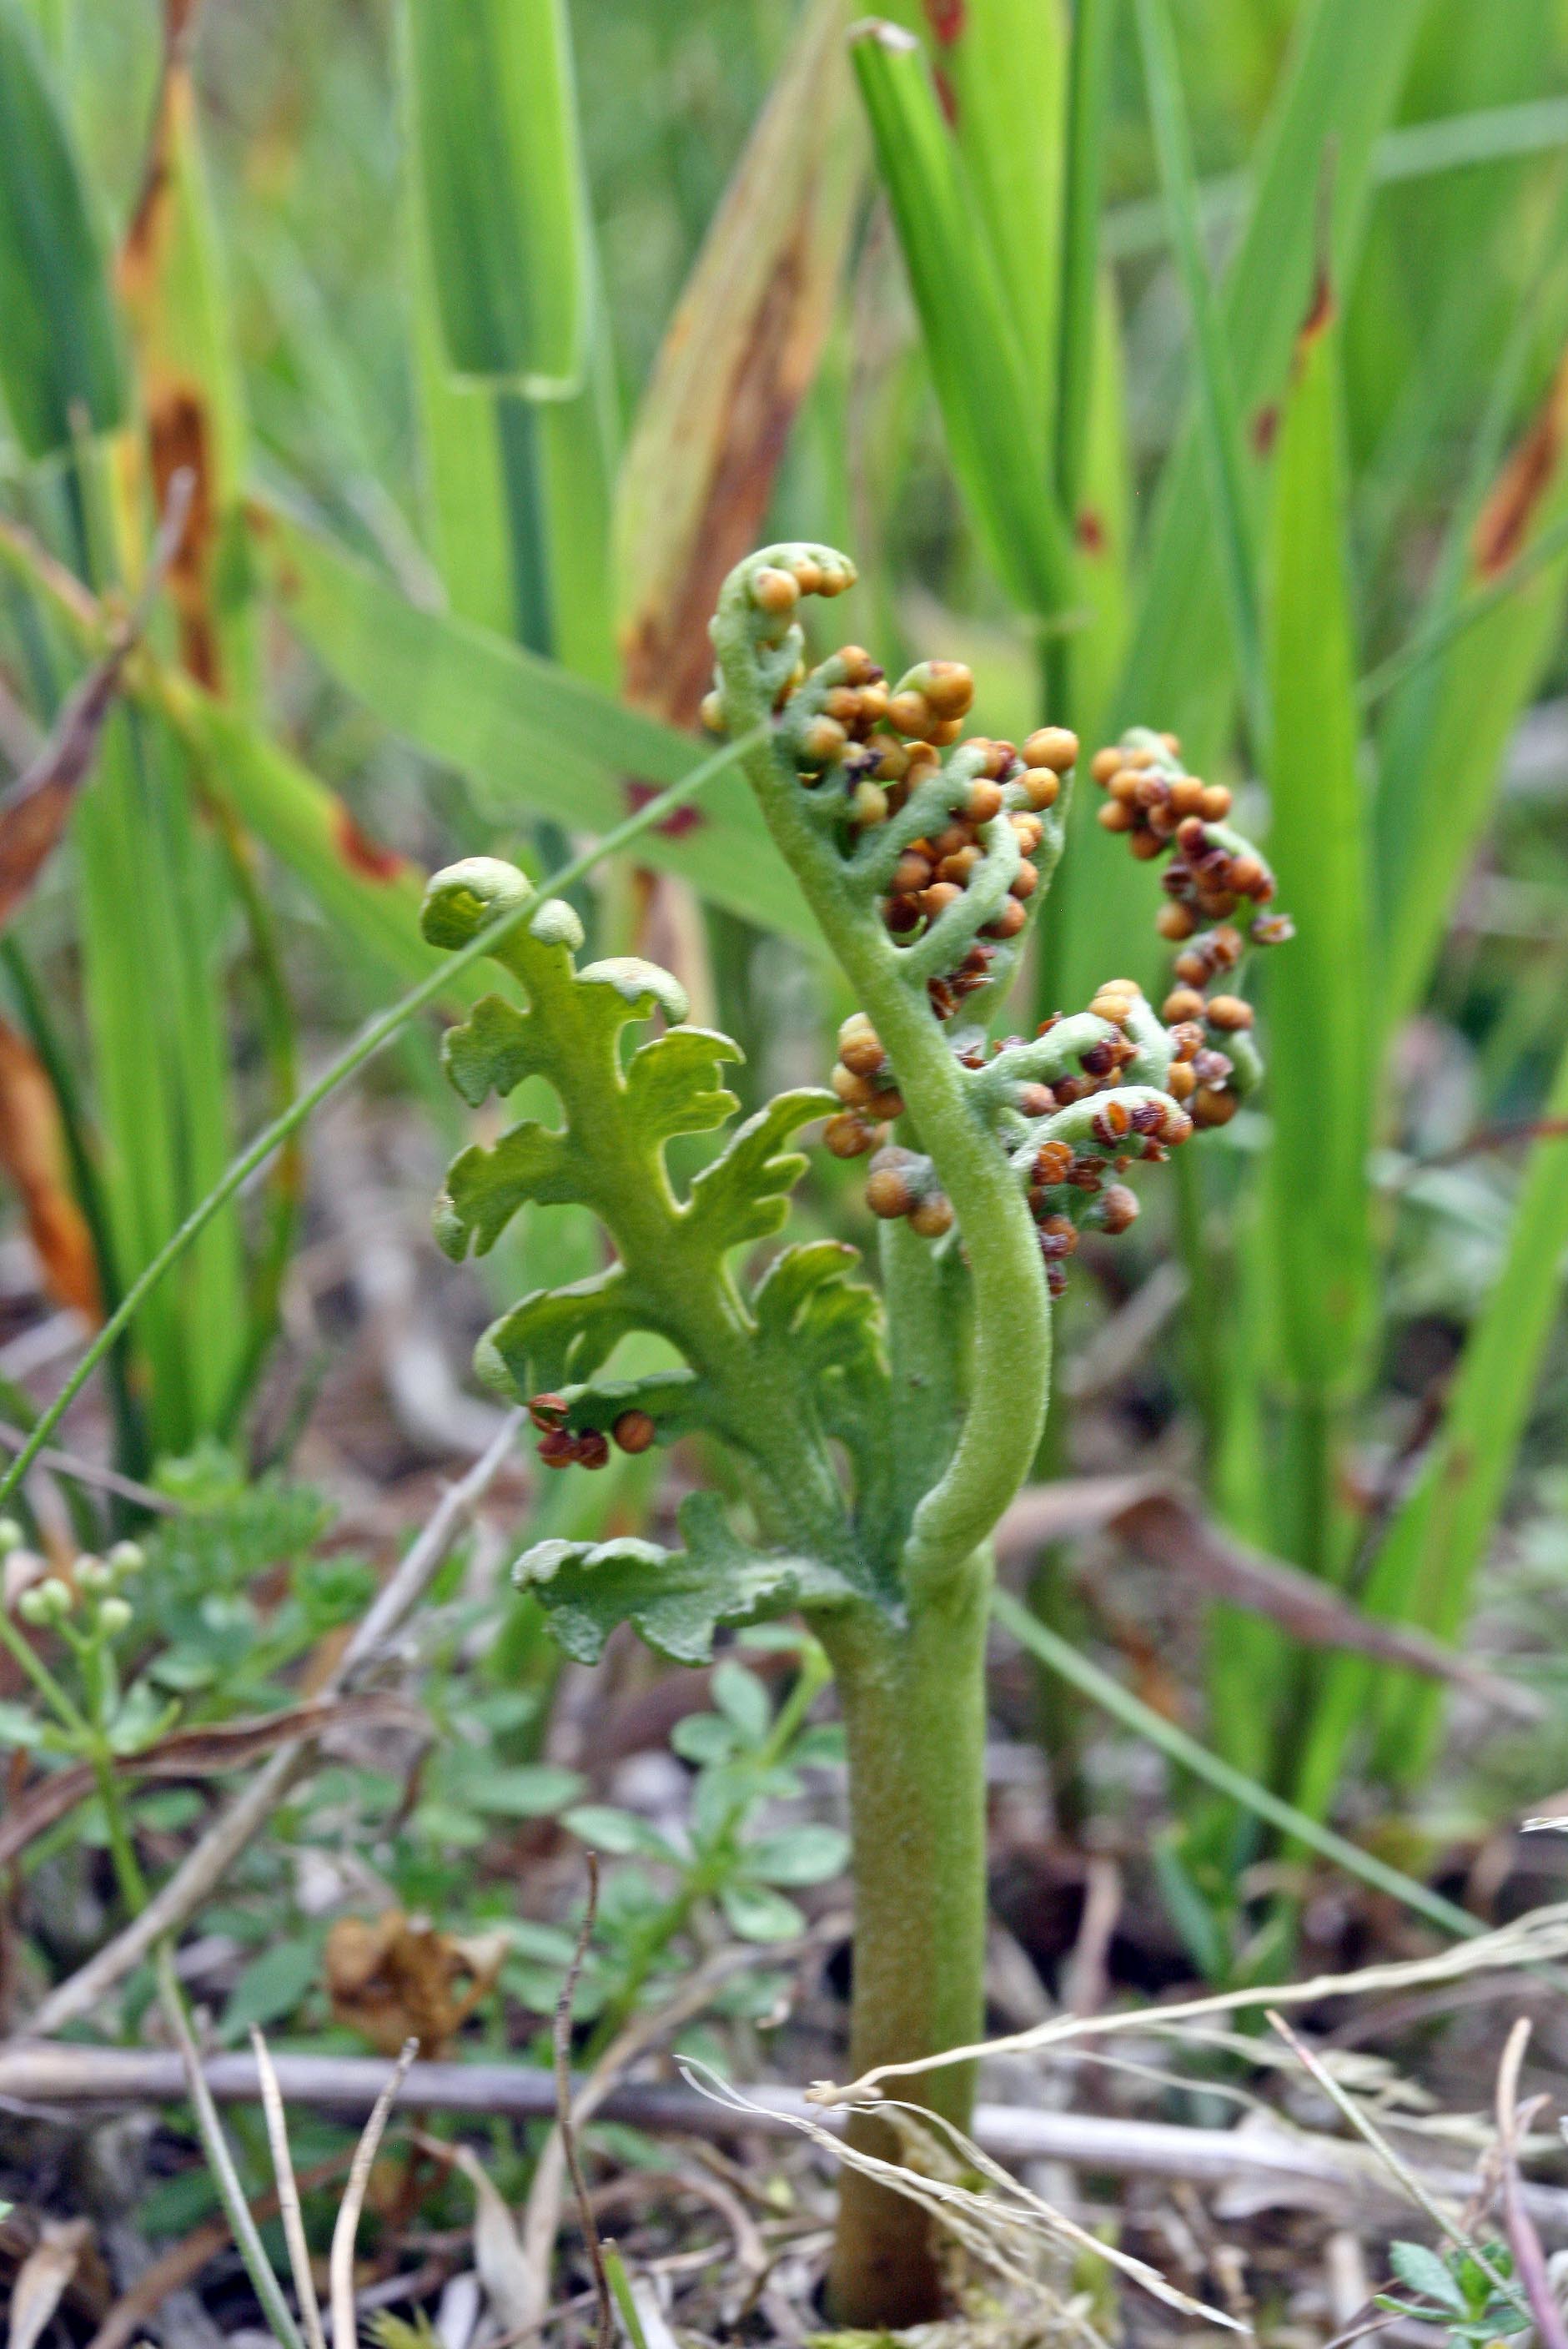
3, 0, 1568, 2334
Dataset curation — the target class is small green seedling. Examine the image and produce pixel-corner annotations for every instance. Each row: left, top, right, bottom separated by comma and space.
425, 544, 1289, 2323
1376, 2239, 1531, 2347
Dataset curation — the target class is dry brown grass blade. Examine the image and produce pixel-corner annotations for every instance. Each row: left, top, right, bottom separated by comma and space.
82, 2154, 349, 2349
615, 0, 864, 724
1494, 2018, 1568, 2349
998, 1476, 1539, 1718
252, 2028, 329, 2349
330, 2037, 419, 2349
0, 1690, 426, 1869
0, 1019, 98, 1316
7, 2219, 92, 2349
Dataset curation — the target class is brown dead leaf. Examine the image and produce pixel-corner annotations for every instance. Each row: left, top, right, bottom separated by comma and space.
0, 1691, 425, 1869
0, 647, 133, 939
0, 1019, 99, 1317
8, 2218, 92, 2349
326, 1911, 506, 2056
615, 0, 864, 723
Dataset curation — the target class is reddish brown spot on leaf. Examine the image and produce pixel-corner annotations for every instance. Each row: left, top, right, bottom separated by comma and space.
0, 1019, 99, 1319
925, 0, 967, 42
1076, 508, 1106, 555
1251, 403, 1280, 459
934, 63, 959, 125
625, 779, 706, 838
119, 57, 227, 692
1474, 350, 1568, 580
334, 808, 407, 883
1300, 266, 1336, 347
0, 646, 131, 933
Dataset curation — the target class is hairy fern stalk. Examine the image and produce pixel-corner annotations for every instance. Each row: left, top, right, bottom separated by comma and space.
424, 544, 1288, 2325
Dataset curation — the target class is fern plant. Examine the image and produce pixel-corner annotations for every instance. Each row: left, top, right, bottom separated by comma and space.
424, 543, 1288, 2326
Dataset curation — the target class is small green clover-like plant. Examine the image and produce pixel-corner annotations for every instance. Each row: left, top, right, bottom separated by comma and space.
1376, 2240, 1530, 2347
553, 1634, 847, 2045
423, 543, 1291, 2326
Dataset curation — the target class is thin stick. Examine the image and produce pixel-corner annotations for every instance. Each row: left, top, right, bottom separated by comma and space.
28, 1412, 523, 2035
0, 1421, 185, 1514
1266, 2010, 1530, 2325
330, 2037, 419, 2349
1494, 2018, 1568, 2349
13, 2040, 1568, 2227
156, 1946, 306, 2349
554, 1856, 612, 2349
252, 2027, 329, 2349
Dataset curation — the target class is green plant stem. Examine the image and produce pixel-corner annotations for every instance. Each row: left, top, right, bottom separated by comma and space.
819, 1551, 992, 2328
716, 675, 1051, 1597
0, 728, 766, 1522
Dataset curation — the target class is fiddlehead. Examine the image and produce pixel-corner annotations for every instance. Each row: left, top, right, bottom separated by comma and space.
706, 546, 1291, 1588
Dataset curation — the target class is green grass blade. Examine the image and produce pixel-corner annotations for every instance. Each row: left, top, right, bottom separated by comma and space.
993, 1588, 1480, 1943
1114, 0, 1424, 756
1262, 282, 1375, 1421
1133, 0, 1269, 757
118, 39, 256, 702
616, 0, 864, 722
922, 0, 1068, 411
1375, 348, 1568, 1031
402, 10, 515, 644
249, 504, 815, 944
1056, 0, 1118, 519
1293, 1039, 1568, 1819
0, 0, 123, 456
848, 18, 1075, 620
402, 0, 587, 393
536, 274, 620, 689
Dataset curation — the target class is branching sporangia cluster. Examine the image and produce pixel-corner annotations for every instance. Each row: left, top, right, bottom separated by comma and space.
422, 545, 1289, 1659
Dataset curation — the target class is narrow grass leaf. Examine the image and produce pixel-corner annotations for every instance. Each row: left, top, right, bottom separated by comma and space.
1294, 1039, 1568, 1818
1114, 0, 1424, 757
849, 19, 1075, 620
921, 0, 1067, 410
1262, 280, 1374, 1406
1056, 0, 1118, 519
250, 506, 815, 943
116, 23, 254, 699
1376, 345, 1568, 1031
993, 1588, 1480, 1942
402, 0, 588, 393
616, 0, 864, 722
1133, 0, 1267, 755
0, 0, 123, 456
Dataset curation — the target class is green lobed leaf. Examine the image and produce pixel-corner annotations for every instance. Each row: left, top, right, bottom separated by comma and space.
424, 858, 882, 1562
515, 1490, 864, 1667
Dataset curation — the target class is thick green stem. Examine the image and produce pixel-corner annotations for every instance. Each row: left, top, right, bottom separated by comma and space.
818, 1552, 992, 2326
